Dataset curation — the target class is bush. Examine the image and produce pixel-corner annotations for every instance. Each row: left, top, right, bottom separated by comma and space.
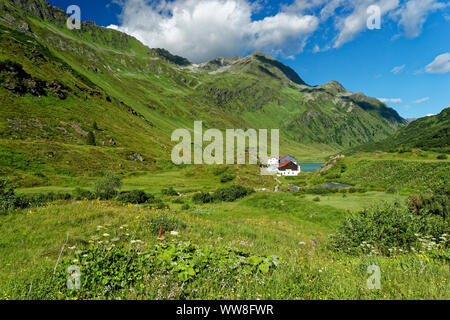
312, 197, 321, 202
213, 185, 254, 202
35, 242, 281, 299
220, 173, 235, 183
148, 214, 186, 235
408, 185, 449, 221
87, 131, 96, 146
330, 201, 445, 256
93, 172, 122, 200
192, 192, 214, 204
0, 178, 15, 214
74, 188, 95, 200
13, 192, 72, 209
117, 190, 154, 204
161, 187, 178, 196
437, 154, 448, 160
181, 204, 190, 210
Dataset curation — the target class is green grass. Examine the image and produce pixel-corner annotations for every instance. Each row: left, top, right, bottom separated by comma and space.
318, 156, 450, 193
0, 0, 448, 300
1, 193, 448, 299
302, 192, 407, 212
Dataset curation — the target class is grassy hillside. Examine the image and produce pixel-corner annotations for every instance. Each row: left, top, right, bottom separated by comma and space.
0, 0, 406, 188
347, 108, 450, 154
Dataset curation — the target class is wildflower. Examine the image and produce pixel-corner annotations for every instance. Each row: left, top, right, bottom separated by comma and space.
170, 231, 179, 236
103, 233, 110, 237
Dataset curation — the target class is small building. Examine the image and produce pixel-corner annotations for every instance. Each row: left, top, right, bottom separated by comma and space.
278, 159, 301, 176
279, 154, 298, 164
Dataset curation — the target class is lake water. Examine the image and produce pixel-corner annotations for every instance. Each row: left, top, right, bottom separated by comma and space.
299, 163, 323, 172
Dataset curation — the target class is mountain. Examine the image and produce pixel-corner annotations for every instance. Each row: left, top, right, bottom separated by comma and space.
346, 107, 450, 154
0, 0, 406, 186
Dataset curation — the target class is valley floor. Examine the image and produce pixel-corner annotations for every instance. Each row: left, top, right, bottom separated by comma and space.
1, 168, 448, 300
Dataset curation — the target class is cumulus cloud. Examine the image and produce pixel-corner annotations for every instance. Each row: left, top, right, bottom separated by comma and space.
107, 0, 448, 61
391, 64, 405, 74
425, 53, 450, 74
378, 97, 403, 103
414, 97, 430, 103
108, 0, 318, 63
333, 0, 399, 48
394, 0, 447, 38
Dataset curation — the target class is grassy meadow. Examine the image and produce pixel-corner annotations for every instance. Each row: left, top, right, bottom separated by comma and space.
0, 162, 448, 300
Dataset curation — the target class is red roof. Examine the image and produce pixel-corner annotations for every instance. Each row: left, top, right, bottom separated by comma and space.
279, 160, 290, 167
279, 160, 298, 169
278, 154, 288, 160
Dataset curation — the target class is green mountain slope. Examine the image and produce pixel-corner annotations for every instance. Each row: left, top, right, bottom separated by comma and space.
0, 0, 406, 186
347, 107, 450, 154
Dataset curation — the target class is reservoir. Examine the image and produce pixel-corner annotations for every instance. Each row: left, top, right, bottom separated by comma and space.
299, 163, 323, 172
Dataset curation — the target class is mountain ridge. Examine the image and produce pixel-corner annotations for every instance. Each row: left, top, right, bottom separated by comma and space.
0, 0, 407, 186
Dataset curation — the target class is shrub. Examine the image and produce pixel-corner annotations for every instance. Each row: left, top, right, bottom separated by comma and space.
37, 242, 281, 299
13, 192, 72, 209
117, 190, 154, 204
437, 154, 448, 160
148, 214, 186, 235
213, 185, 254, 202
161, 186, 178, 196
74, 188, 95, 200
313, 197, 321, 202
192, 192, 214, 204
0, 178, 15, 214
220, 173, 235, 183
408, 185, 449, 219
93, 172, 122, 200
87, 131, 96, 146
181, 204, 190, 210
330, 201, 442, 256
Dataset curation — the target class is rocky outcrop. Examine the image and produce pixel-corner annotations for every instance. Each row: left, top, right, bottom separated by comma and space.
318, 155, 345, 174
0, 60, 68, 98
129, 152, 145, 162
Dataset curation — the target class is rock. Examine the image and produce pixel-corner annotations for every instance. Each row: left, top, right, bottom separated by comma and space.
108, 138, 116, 146
129, 152, 145, 162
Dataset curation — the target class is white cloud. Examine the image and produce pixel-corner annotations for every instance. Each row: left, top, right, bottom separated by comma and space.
378, 97, 403, 103
425, 52, 450, 74
107, 0, 448, 62
333, 0, 399, 48
394, 0, 447, 38
414, 97, 430, 103
108, 0, 318, 63
391, 64, 405, 74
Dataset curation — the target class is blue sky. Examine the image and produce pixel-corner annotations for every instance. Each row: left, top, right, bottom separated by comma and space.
48, 0, 450, 119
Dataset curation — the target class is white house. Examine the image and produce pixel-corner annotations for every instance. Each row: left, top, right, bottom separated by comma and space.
277, 156, 301, 177
261, 156, 301, 176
